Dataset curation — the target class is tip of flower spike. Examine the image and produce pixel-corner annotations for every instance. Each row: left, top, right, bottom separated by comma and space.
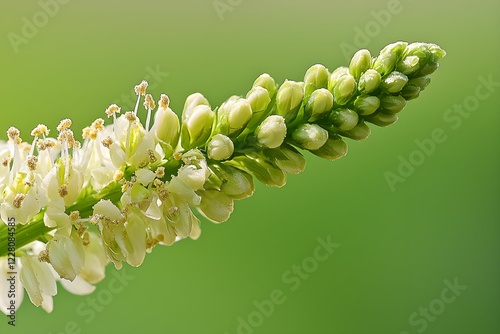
134, 80, 149, 96
31, 124, 50, 137
57, 119, 72, 132
144, 94, 155, 110
105, 104, 121, 118
159, 94, 170, 109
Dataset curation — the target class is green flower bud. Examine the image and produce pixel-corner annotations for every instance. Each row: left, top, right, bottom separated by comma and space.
397, 55, 420, 75
353, 95, 380, 116
409, 76, 431, 90
372, 41, 408, 76
382, 71, 409, 94
310, 136, 348, 161
256, 115, 287, 149
349, 49, 372, 80
207, 134, 234, 161
358, 69, 381, 94
225, 152, 286, 188
253, 73, 277, 97
265, 144, 306, 175
380, 95, 407, 114
246, 86, 271, 114
181, 105, 215, 149
400, 84, 421, 100
305, 88, 334, 121
333, 74, 356, 106
339, 121, 371, 141
211, 164, 254, 200
304, 64, 329, 92
417, 61, 439, 76
365, 112, 398, 127
329, 108, 359, 131
327, 66, 349, 92
276, 80, 305, 123
292, 123, 329, 151
197, 189, 234, 224
428, 44, 446, 61
182, 93, 210, 123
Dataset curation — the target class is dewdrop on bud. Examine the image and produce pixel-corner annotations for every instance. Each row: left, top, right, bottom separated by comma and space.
253, 73, 277, 97
372, 41, 408, 76
380, 95, 407, 114
304, 64, 329, 91
207, 134, 234, 161
153, 94, 180, 148
311, 136, 348, 161
353, 95, 380, 116
382, 71, 409, 94
329, 109, 359, 131
276, 80, 304, 123
305, 88, 334, 121
358, 69, 381, 94
349, 49, 372, 80
256, 115, 287, 149
333, 74, 356, 106
292, 124, 329, 151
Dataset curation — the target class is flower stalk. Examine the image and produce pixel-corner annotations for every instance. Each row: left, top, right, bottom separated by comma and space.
0, 41, 445, 313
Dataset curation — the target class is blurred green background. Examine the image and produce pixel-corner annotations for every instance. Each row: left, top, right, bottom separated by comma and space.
1, 0, 499, 333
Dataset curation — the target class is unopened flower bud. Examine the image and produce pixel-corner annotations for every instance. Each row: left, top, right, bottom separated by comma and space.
256, 115, 287, 149
207, 134, 234, 161
253, 73, 277, 97
305, 88, 334, 121
397, 55, 420, 75
358, 69, 381, 94
229, 100, 252, 129
182, 105, 215, 148
409, 76, 431, 90
276, 80, 305, 123
380, 95, 407, 114
310, 136, 348, 161
327, 67, 349, 92
246, 86, 271, 114
353, 95, 380, 116
349, 49, 372, 80
292, 124, 329, 151
304, 64, 329, 91
182, 93, 210, 123
401, 84, 421, 100
333, 74, 356, 106
381, 71, 408, 94
372, 41, 408, 76
339, 121, 371, 141
153, 104, 180, 148
417, 61, 439, 76
329, 108, 359, 131
365, 112, 399, 127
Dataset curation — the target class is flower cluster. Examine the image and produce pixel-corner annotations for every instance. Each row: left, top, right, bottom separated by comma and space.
0, 41, 445, 313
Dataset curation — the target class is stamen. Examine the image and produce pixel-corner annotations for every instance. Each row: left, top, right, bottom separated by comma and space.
7, 127, 21, 183
57, 119, 72, 132
13, 193, 26, 208
58, 184, 69, 198
144, 94, 155, 131
159, 94, 170, 109
102, 136, 114, 148
27, 156, 38, 171
133, 80, 149, 116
